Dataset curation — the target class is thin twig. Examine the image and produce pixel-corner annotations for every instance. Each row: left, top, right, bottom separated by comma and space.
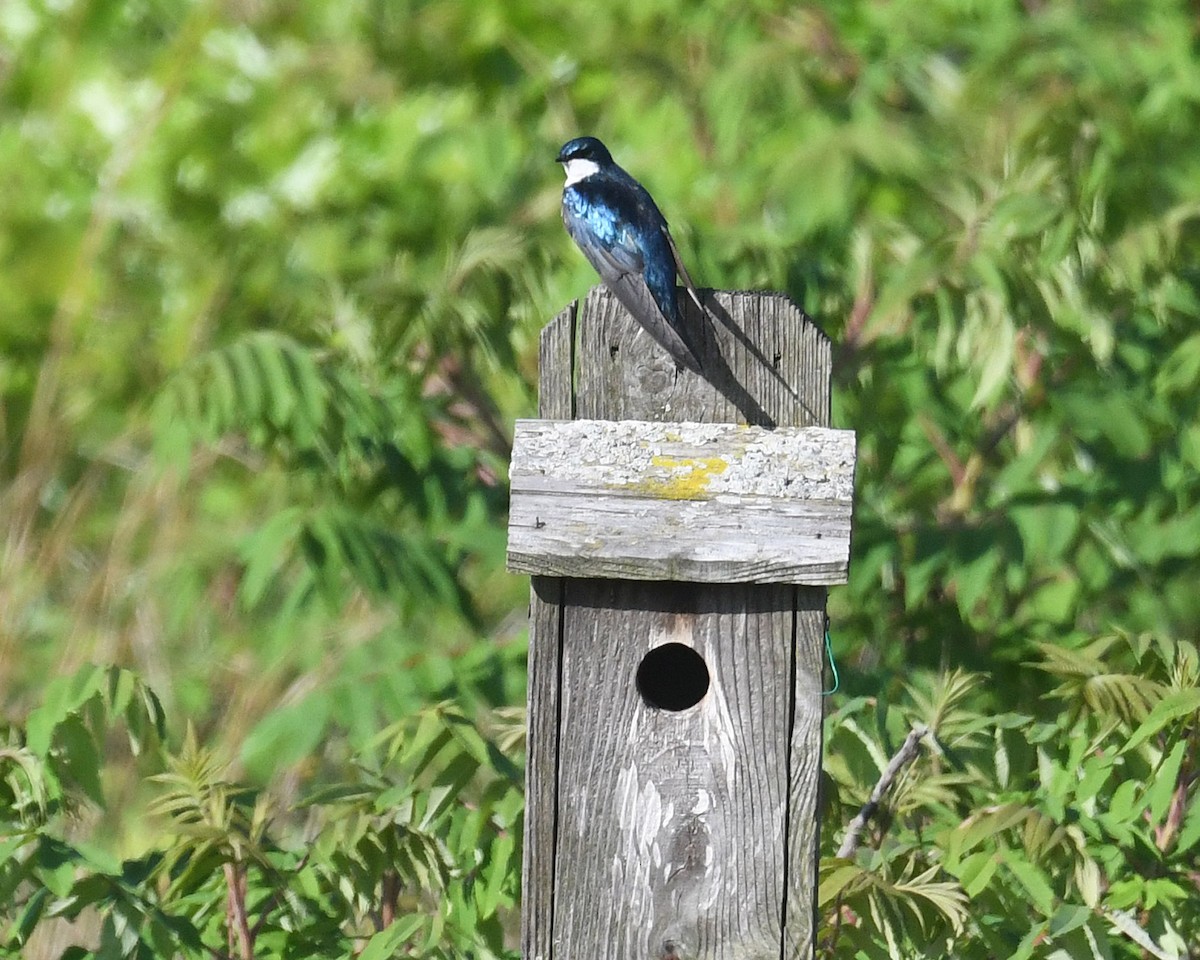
224, 862, 254, 960
837, 724, 929, 859
1103, 908, 1175, 960
380, 869, 400, 929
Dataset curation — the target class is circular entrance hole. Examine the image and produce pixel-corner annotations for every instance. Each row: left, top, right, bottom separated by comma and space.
636, 643, 710, 711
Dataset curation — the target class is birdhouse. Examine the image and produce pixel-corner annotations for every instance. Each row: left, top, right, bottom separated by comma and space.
507, 287, 857, 960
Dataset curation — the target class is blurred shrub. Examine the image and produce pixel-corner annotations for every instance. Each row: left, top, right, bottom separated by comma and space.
1, 0, 1198, 957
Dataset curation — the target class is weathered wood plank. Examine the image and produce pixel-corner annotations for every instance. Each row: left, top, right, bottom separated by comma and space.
522, 303, 577, 960
507, 419, 855, 584
512, 420, 854, 498
553, 580, 794, 960
576, 287, 830, 428
538, 301, 577, 420
524, 288, 834, 960
785, 587, 828, 960
522, 577, 562, 960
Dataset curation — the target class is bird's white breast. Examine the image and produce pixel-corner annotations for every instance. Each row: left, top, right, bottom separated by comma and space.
562, 158, 601, 186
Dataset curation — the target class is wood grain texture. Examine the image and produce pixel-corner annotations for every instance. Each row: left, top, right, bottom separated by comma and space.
538, 301, 577, 420
508, 419, 855, 584
522, 288, 835, 960
575, 287, 830, 428
522, 578, 563, 960
553, 581, 793, 960
523, 304, 577, 960
785, 587, 829, 960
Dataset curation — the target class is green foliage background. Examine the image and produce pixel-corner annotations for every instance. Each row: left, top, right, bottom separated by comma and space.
2, 0, 1198, 957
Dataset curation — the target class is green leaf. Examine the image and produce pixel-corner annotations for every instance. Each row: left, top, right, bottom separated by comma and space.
1075, 752, 1114, 804
1010, 917, 1048, 960
1010, 503, 1081, 563
1173, 790, 1200, 855
956, 803, 1030, 857
970, 312, 1015, 408
1154, 332, 1200, 395
1075, 857, 1102, 909
956, 851, 998, 898
1144, 738, 1186, 824
1057, 393, 1152, 459
240, 690, 332, 779
12, 885, 50, 945
951, 545, 1001, 621
1107, 780, 1143, 823
238, 507, 304, 608
1047, 919, 1114, 960
819, 863, 864, 906
478, 831, 515, 917
1023, 576, 1081, 624
1123, 689, 1200, 752
357, 916, 425, 960
24, 667, 105, 756
1002, 850, 1056, 916
54, 714, 103, 806
1104, 877, 1145, 911
35, 837, 78, 898
1047, 903, 1091, 938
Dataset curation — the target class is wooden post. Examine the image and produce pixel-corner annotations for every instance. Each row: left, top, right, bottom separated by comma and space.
510, 287, 854, 960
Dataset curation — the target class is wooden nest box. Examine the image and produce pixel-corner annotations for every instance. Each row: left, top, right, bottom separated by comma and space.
507, 288, 857, 960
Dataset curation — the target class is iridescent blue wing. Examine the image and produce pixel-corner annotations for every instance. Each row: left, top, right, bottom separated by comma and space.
563, 180, 704, 373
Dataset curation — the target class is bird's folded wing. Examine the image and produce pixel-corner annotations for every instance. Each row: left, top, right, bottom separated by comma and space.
664, 225, 706, 315
565, 211, 643, 277
564, 202, 703, 373
605, 271, 704, 374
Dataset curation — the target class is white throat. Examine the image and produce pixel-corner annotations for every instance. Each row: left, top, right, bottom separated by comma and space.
562, 158, 601, 186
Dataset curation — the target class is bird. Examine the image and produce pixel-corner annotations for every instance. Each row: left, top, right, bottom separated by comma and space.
556, 136, 708, 374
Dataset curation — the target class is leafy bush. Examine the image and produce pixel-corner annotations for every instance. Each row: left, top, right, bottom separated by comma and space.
822, 639, 1200, 958
3, 668, 521, 958
2, 0, 1198, 957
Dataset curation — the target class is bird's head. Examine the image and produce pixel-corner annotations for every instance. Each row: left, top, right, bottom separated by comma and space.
556, 136, 614, 186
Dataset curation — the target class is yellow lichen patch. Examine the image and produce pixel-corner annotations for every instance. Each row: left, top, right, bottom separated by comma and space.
630, 455, 729, 500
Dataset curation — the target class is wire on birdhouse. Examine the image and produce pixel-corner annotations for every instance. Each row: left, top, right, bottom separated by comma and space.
822, 629, 839, 696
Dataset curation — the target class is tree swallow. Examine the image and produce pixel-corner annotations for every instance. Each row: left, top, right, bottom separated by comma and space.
557, 136, 707, 374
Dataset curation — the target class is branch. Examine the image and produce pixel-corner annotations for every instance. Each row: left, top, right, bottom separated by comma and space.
837, 724, 929, 859
224, 862, 254, 960
1104, 909, 1176, 960
918, 414, 966, 490
380, 869, 400, 929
